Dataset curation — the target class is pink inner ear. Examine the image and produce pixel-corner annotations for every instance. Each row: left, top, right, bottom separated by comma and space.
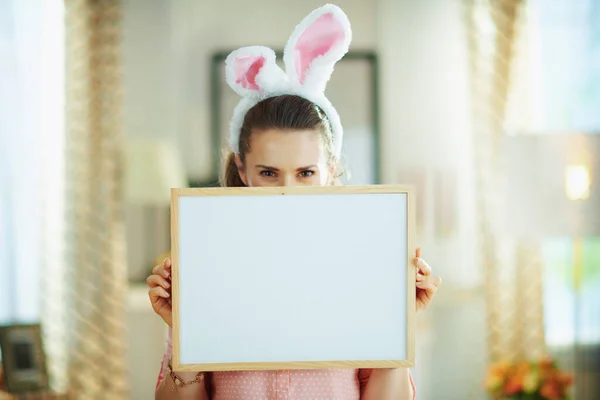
294, 13, 345, 84
234, 55, 266, 90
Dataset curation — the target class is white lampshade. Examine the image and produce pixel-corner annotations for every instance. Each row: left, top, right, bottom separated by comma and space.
565, 165, 591, 201
124, 137, 187, 205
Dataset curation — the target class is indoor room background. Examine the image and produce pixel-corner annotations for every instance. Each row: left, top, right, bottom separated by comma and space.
0, 0, 598, 399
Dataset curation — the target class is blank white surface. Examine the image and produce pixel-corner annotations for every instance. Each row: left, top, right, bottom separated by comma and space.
178, 192, 408, 365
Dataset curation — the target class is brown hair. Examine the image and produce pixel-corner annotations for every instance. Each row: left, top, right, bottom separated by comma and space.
221, 95, 339, 187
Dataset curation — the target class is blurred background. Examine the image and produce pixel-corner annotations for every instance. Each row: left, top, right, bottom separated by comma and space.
0, 0, 599, 399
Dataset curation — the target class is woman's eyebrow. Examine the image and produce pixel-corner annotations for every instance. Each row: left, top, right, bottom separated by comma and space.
297, 165, 318, 170
255, 164, 279, 171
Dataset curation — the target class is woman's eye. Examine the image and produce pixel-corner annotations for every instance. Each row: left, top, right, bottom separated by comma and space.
299, 170, 315, 178
260, 170, 276, 177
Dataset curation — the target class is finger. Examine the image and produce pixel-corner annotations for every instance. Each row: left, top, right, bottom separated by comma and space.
146, 274, 171, 289
413, 258, 432, 276
152, 263, 170, 278
416, 275, 441, 286
416, 247, 421, 258
416, 276, 441, 294
164, 258, 172, 269
416, 281, 438, 293
149, 286, 170, 302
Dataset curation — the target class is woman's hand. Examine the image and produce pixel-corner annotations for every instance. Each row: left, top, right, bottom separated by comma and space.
147, 258, 173, 327
413, 248, 442, 312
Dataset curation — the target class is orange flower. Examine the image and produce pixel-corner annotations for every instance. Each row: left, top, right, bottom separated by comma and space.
490, 361, 511, 376
557, 372, 573, 391
538, 357, 554, 369
540, 380, 562, 400
485, 363, 509, 392
516, 361, 530, 377
560, 372, 573, 385
504, 376, 523, 395
485, 358, 571, 399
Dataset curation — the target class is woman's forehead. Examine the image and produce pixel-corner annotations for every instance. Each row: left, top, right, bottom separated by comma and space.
246, 129, 327, 166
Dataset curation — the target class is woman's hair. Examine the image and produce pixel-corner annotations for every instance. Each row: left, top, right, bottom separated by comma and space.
221, 95, 339, 187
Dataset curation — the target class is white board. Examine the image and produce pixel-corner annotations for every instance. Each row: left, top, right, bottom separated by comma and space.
171, 185, 415, 372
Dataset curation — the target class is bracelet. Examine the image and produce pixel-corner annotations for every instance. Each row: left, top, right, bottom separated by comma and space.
167, 356, 205, 392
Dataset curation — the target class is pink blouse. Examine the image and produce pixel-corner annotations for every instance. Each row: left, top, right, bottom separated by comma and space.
156, 328, 415, 399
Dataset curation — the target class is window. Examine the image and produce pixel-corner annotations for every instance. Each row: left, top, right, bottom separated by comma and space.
0, 0, 64, 323
507, 0, 600, 134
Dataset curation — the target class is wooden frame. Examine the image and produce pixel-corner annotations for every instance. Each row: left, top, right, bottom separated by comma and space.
189, 50, 381, 187
170, 185, 415, 372
0, 324, 48, 393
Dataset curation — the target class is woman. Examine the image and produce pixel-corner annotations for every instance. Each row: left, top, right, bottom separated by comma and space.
148, 5, 441, 399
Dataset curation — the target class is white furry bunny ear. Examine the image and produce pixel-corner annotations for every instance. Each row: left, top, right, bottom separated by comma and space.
283, 4, 352, 93
225, 46, 287, 99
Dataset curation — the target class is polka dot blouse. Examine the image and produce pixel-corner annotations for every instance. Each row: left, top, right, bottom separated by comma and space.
156, 328, 415, 399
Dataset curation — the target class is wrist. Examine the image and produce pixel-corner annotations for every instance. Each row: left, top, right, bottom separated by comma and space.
167, 356, 205, 390
173, 370, 202, 381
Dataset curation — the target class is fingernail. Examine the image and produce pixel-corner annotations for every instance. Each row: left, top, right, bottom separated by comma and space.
163, 272, 169, 278
163, 282, 171, 289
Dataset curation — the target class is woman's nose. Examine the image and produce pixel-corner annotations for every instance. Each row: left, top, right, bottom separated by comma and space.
281, 174, 294, 187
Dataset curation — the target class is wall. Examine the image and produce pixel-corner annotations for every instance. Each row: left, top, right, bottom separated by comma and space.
377, 1, 484, 398
377, 0, 477, 285
123, 0, 175, 141
168, 0, 378, 181
123, 1, 484, 398
126, 286, 166, 400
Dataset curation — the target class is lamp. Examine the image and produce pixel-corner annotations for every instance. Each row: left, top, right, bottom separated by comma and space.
502, 133, 599, 238
124, 137, 187, 281
565, 165, 591, 201
124, 137, 187, 205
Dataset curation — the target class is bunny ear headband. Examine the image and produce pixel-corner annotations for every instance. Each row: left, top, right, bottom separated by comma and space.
225, 4, 352, 158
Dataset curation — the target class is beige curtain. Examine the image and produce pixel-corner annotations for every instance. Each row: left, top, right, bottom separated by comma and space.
44, 1, 128, 398
466, 0, 546, 363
